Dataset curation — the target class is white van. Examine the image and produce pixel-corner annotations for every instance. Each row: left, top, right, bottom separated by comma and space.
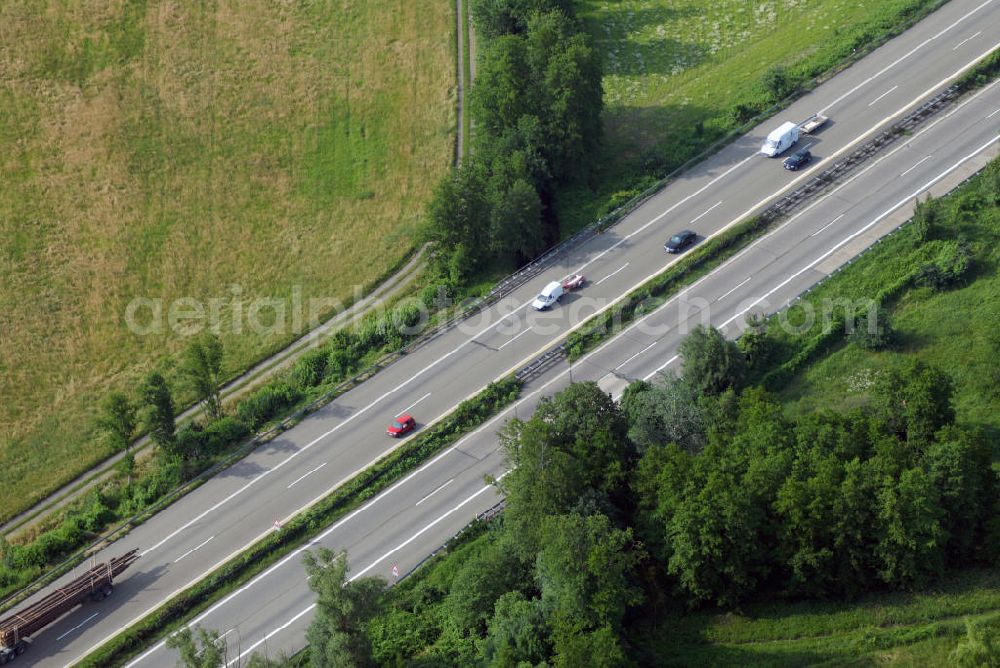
760, 121, 799, 157
532, 281, 564, 310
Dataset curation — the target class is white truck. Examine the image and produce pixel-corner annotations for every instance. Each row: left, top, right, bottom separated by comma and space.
760, 121, 799, 157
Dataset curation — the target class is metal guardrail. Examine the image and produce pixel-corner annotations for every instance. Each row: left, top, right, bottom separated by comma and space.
506, 84, 963, 384
397, 498, 507, 583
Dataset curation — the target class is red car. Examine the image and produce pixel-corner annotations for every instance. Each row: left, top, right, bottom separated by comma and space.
387, 414, 416, 437
562, 274, 586, 291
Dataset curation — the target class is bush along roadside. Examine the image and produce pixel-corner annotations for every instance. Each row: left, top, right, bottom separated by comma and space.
759, 158, 999, 389
75, 376, 521, 668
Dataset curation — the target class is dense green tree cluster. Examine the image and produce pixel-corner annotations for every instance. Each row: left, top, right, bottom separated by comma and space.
634, 361, 996, 605
350, 329, 996, 665
426, 0, 602, 280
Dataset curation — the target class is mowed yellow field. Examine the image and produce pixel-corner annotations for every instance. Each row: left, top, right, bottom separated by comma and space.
0, 0, 455, 519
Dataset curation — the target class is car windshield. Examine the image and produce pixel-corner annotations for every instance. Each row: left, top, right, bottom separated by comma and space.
392, 420, 405, 429
670, 235, 684, 244
537, 293, 549, 301
765, 139, 779, 149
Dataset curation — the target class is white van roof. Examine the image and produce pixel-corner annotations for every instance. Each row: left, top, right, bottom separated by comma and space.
541, 281, 562, 296
767, 121, 798, 141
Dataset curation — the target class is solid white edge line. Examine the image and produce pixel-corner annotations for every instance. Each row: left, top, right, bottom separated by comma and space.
718, 134, 999, 331
126, 119, 999, 662
139, 37, 1000, 560
231, 477, 507, 666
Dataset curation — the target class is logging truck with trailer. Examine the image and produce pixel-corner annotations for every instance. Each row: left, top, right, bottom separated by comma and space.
0, 549, 139, 663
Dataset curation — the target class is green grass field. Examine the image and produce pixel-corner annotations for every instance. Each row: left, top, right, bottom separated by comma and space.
637, 569, 1000, 666
772, 173, 1000, 443
0, 0, 455, 521
562, 0, 941, 230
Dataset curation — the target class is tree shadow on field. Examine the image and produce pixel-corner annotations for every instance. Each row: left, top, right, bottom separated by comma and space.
596, 102, 758, 186
630, 612, 848, 668
580, 4, 710, 78
604, 37, 710, 79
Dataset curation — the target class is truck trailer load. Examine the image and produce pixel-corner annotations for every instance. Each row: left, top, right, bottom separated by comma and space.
0, 549, 139, 663
799, 114, 829, 134
760, 121, 799, 157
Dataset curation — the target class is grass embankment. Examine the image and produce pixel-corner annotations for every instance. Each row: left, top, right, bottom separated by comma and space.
639, 569, 1000, 666
0, 0, 455, 521
764, 166, 1000, 441
560, 0, 944, 230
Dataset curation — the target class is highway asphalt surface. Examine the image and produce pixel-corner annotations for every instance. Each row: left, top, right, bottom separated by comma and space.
9, 1, 998, 665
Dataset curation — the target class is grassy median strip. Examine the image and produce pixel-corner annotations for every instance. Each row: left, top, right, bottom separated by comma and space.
77, 377, 521, 668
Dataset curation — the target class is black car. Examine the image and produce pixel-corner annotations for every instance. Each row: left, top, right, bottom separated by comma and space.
783, 149, 812, 171
664, 230, 697, 253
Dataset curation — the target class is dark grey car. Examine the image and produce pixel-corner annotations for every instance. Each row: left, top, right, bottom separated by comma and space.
664, 230, 697, 253
783, 149, 812, 171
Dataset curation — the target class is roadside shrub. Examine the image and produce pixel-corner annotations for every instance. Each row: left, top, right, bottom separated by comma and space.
393, 300, 425, 333
730, 101, 762, 125
173, 422, 208, 459
849, 305, 894, 351
911, 195, 940, 243
236, 382, 302, 431
326, 347, 357, 379
291, 347, 329, 390
204, 416, 250, 454
762, 65, 797, 101
420, 282, 454, 310
124, 458, 183, 514
74, 490, 115, 533
915, 240, 973, 290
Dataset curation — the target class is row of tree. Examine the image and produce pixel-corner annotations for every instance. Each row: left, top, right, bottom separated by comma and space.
97, 333, 224, 465
426, 0, 603, 280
